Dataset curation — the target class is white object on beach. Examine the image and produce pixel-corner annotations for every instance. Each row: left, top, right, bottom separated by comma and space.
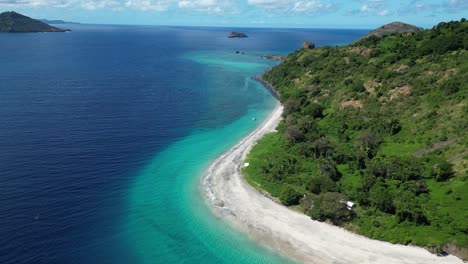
341, 200, 356, 210
346, 201, 355, 210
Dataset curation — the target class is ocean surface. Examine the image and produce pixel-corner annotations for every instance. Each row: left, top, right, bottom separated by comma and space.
0, 25, 368, 264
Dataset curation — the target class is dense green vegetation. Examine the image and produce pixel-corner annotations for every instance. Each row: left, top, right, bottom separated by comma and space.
0, 11, 68, 32
244, 19, 468, 257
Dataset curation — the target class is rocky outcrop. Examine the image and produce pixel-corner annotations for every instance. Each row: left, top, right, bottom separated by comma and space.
261, 54, 286, 60
302, 41, 315, 49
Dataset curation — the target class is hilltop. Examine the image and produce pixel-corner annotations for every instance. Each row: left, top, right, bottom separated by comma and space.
0, 11, 70, 32
245, 19, 467, 259
358, 21, 423, 41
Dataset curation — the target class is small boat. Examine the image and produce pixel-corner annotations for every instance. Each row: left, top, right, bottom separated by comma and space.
252, 117, 256, 121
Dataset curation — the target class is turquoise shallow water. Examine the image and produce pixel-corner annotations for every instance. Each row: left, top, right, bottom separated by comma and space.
0, 25, 368, 263
125, 52, 293, 263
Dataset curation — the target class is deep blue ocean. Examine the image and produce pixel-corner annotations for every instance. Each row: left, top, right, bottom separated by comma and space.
0, 25, 368, 264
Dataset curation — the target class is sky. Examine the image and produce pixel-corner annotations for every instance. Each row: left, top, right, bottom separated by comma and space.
0, 0, 466, 28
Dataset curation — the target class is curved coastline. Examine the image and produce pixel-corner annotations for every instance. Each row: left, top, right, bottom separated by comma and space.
202, 80, 463, 264
253, 75, 280, 100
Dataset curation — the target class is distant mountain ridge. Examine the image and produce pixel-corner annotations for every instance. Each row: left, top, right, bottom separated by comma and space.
359, 21, 423, 40
0, 11, 70, 32
40, 19, 80, 25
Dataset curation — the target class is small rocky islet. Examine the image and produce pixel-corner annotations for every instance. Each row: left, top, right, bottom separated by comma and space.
227, 31, 248, 38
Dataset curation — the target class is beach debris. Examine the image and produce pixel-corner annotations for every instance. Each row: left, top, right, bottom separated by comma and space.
243, 162, 250, 168
437, 251, 449, 257
213, 199, 225, 208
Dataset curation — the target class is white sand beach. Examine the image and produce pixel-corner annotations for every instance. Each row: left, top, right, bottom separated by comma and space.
203, 102, 463, 264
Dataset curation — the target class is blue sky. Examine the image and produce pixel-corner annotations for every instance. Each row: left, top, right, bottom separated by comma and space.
0, 0, 466, 28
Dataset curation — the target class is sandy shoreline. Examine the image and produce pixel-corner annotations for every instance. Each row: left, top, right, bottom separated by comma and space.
202, 102, 463, 264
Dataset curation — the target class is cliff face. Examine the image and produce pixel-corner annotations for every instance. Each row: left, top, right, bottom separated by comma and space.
0, 11, 69, 32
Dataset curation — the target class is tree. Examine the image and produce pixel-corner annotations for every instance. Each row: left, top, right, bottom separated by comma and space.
366, 158, 388, 178
318, 158, 341, 181
284, 99, 301, 116
304, 103, 324, 119
279, 186, 303, 206
260, 155, 296, 181
432, 159, 454, 181
361, 172, 376, 192
386, 156, 424, 181
297, 115, 321, 141
369, 179, 395, 213
307, 192, 351, 225
307, 176, 322, 194
285, 124, 305, 143
385, 118, 402, 135
355, 131, 382, 159
313, 137, 335, 158
394, 190, 428, 225
306, 174, 338, 194
405, 181, 428, 196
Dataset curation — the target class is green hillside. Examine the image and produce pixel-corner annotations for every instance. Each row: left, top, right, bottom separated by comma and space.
0, 11, 69, 32
244, 19, 467, 258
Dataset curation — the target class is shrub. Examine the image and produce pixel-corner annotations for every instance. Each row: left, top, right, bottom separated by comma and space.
279, 186, 303, 206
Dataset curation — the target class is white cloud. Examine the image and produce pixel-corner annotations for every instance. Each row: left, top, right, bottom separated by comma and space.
177, 0, 235, 13
124, 0, 173, 11
82, 0, 120, 10
247, 0, 336, 13
398, 0, 467, 15
292, 1, 334, 12
358, 3, 390, 16
0, 0, 76, 8
0, 0, 242, 13
446, 0, 468, 10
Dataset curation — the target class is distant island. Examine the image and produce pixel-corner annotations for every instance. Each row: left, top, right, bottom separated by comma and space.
0, 11, 70, 32
40, 19, 80, 25
228, 32, 248, 38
